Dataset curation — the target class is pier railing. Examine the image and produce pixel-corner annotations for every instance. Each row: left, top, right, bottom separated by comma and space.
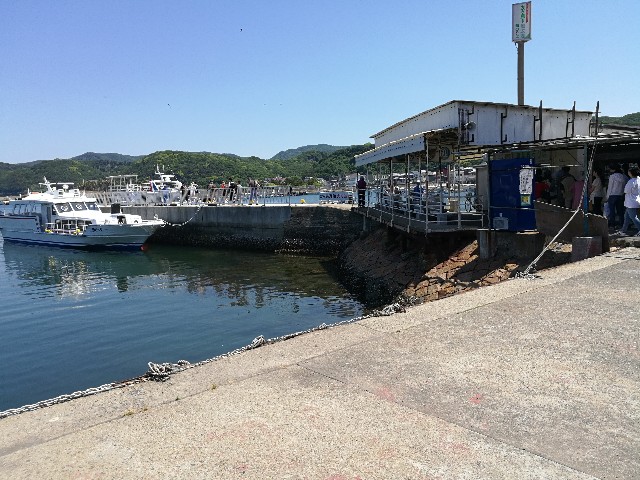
91, 186, 328, 207
356, 185, 486, 233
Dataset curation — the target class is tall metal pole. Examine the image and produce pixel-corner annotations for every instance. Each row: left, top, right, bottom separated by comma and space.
517, 41, 525, 105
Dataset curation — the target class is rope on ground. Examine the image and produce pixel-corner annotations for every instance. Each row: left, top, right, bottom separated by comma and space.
517, 139, 598, 280
0, 301, 408, 419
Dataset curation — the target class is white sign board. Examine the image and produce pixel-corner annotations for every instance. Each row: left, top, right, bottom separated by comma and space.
519, 167, 534, 194
512, 2, 532, 42
319, 191, 351, 203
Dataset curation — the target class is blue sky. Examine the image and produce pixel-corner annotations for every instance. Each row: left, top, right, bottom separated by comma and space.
1, 0, 637, 163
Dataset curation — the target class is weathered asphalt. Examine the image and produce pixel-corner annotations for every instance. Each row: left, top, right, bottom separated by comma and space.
1, 247, 638, 479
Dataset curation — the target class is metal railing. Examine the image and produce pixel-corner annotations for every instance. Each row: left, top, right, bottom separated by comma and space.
356, 184, 486, 233
90, 186, 328, 207
44, 221, 89, 235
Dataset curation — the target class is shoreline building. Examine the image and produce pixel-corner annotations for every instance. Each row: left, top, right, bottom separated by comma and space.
353, 99, 639, 242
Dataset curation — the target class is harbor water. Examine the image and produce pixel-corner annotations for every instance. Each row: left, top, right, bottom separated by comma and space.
0, 240, 366, 412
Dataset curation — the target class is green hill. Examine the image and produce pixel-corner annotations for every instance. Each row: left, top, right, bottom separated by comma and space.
71, 152, 142, 163
0, 144, 373, 196
598, 112, 640, 126
270, 144, 348, 161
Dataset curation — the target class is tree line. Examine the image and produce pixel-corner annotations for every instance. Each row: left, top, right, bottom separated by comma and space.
0, 144, 373, 196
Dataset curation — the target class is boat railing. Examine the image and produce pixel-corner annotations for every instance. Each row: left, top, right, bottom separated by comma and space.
45, 221, 87, 235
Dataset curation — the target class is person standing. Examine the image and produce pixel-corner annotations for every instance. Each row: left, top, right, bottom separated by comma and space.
534, 171, 550, 202
605, 165, 627, 229
571, 175, 585, 210
220, 180, 227, 203
412, 181, 424, 212
618, 167, 640, 236
356, 175, 367, 207
234, 179, 242, 204
559, 166, 576, 209
228, 177, 236, 203
589, 169, 604, 215
248, 178, 259, 205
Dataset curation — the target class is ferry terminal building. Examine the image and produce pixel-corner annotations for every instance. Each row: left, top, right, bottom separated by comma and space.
353, 99, 640, 252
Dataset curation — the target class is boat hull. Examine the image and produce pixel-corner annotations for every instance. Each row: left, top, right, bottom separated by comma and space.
0, 217, 163, 250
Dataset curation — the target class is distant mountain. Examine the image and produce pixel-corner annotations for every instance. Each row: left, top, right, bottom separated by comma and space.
270, 144, 348, 161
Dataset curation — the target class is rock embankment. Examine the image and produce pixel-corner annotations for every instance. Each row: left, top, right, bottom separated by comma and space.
339, 226, 571, 308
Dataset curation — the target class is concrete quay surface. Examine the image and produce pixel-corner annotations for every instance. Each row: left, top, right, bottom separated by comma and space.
1, 248, 639, 479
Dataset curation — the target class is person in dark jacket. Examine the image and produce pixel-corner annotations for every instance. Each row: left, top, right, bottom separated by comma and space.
356, 176, 367, 207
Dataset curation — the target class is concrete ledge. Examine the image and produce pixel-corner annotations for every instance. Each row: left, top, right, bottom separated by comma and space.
123, 205, 363, 253
477, 229, 546, 259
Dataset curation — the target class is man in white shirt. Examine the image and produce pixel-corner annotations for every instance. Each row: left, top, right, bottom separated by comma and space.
605, 165, 628, 229
619, 167, 640, 235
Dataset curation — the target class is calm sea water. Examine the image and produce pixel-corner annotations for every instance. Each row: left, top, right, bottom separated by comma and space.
0, 240, 365, 411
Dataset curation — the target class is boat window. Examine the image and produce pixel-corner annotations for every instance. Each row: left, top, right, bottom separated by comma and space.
54, 202, 72, 213
86, 202, 99, 211
71, 202, 86, 211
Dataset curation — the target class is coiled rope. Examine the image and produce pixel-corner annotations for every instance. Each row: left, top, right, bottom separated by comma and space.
0, 302, 406, 419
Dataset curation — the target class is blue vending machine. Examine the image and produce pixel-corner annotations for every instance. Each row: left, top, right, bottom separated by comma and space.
489, 158, 536, 231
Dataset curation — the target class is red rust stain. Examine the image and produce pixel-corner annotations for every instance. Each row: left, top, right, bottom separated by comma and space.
234, 463, 249, 473
469, 393, 483, 404
448, 442, 471, 454
374, 386, 397, 402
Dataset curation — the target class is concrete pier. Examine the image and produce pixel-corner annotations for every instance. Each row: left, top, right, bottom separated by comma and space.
1, 247, 638, 479
125, 204, 362, 253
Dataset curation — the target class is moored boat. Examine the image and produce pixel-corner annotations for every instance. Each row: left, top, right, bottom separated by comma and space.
0, 178, 165, 250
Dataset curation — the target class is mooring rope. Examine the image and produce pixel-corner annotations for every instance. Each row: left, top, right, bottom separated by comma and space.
0, 302, 406, 419
516, 139, 599, 280
158, 202, 206, 228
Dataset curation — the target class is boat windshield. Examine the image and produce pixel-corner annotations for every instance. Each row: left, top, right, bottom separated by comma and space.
54, 202, 72, 214
71, 202, 87, 211
86, 202, 99, 211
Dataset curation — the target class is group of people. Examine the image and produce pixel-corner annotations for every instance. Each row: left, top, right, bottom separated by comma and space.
535, 163, 640, 236
203, 177, 261, 204
606, 165, 640, 236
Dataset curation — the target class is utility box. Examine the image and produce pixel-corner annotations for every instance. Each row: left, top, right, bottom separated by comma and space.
490, 158, 536, 231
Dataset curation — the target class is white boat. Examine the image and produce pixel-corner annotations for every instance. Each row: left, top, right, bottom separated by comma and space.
97, 166, 184, 206
0, 178, 165, 250
147, 165, 182, 193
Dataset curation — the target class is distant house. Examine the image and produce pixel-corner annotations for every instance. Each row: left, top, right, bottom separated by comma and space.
341, 173, 358, 187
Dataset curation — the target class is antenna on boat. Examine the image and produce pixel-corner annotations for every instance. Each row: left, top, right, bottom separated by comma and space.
41, 177, 55, 193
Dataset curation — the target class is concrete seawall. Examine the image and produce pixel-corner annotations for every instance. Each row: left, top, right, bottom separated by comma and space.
123, 205, 363, 254
122, 204, 576, 309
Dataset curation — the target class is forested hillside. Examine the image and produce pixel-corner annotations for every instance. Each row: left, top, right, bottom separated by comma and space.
598, 112, 640, 126
0, 144, 372, 196
270, 144, 348, 161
